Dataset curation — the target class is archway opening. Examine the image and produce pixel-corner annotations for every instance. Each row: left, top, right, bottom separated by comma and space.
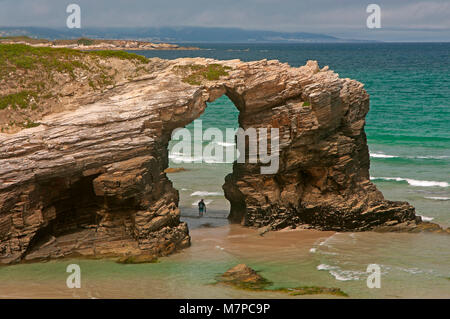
166, 95, 240, 230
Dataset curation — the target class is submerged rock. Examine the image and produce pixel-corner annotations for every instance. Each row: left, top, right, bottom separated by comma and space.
218, 264, 348, 297
273, 286, 348, 297
373, 220, 450, 234
164, 167, 187, 173
116, 254, 158, 264
199, 223, 214, 228
219, 264, 272, 290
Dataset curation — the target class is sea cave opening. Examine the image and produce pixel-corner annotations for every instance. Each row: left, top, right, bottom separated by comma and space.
24, 174, 103, 257
166, 95, 240, 230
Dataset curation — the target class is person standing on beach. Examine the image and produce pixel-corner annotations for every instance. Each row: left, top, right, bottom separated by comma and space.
198, 199, 206, 217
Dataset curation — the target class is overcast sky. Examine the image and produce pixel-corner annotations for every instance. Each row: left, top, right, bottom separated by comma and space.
0, 0, 449, 41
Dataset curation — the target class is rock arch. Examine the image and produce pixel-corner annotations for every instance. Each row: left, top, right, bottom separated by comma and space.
0, 58, 418, 264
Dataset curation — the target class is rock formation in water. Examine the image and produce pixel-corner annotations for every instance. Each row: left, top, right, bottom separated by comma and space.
0, 47, 424, 264
219, 264, 272, 289
217, 264, 348, 296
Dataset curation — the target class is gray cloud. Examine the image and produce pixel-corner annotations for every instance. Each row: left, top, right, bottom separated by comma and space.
0, 0, 448, 41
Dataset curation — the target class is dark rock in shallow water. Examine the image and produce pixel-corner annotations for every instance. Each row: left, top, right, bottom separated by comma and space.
219, 264, 272, 290
273, 286, 348, 297
199, 223, 214, 228
218, 264, 348, 297
116, 254, 158, 264
373, 220, 450, 234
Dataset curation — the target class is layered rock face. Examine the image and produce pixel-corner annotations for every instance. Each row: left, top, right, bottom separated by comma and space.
0, 56, 419, 264
220, 61, 419, 231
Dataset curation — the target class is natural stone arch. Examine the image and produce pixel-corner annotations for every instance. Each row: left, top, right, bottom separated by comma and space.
0, 58, 419, 264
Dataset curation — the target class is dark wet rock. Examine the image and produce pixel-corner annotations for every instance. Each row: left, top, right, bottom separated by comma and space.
373, 220, 450, 234
218, 264, 348, 297
219, 264, 272, 290
199, 223, 214, 228
116, 254, 158, 264
272, 286, 348, 297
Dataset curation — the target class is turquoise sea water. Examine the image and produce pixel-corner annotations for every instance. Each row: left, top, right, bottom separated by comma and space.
0, 43, 448, 298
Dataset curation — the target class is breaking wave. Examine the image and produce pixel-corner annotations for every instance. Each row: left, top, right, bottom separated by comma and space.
316, 264, 365, 281
370, 176, 449, 188
370, 152, 398, 158
370, 152, 450, 160
424, 196, 450, 201
190, 191, 223, 197
214, 141, 236, 147
169, 152, 228, 163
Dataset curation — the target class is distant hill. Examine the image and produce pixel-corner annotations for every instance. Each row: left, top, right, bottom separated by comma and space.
0, 26, 369, 43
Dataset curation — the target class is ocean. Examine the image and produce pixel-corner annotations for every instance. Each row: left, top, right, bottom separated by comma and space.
0, 43, 448, 298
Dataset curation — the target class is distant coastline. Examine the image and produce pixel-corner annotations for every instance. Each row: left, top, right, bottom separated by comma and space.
0, 26, 375, 43
0, 36, 200, 51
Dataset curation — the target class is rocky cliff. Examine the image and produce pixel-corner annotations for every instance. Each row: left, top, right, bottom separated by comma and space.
0, 49, 422, 264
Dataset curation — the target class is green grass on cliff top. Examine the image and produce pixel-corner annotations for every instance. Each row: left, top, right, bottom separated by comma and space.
0, 43, 148, 78
0, 44, 149, 111
89, 50, 148, 63
177, 64, 231, 85
0, 90, 37, 110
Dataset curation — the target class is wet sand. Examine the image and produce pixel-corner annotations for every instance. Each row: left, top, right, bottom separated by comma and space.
0, 220, 338, 299
0, 216, 449, 298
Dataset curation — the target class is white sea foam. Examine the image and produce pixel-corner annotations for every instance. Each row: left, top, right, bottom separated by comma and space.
318, 233, 337, 247
370, 176, 449, 187
317, 264, 336, 271
424, 196, 450, 201
370, 152, 450, 160
169, 152, 228, 163
190, 191, 223, 197
316, 264, 363, 281
329, 270, 362, 281
419, 215, 434, 222
370, 152, 398, 158
215, 141, 236, 147
169, 152, 202, 163
397, 267, 424, 275
309, 248, 317, 253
